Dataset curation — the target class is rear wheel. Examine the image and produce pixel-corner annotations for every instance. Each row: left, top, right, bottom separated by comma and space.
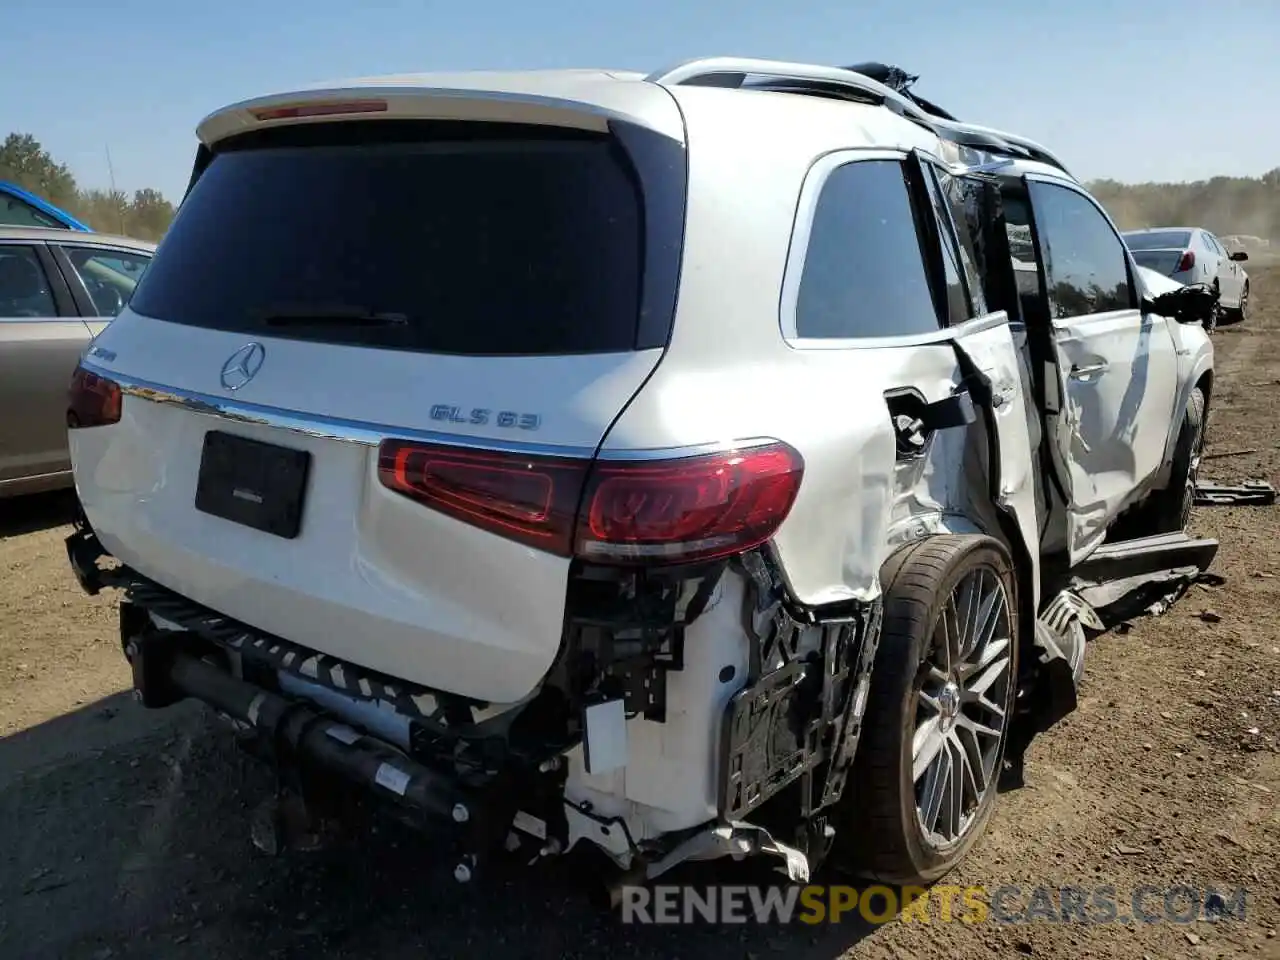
832, 535, 1018, 885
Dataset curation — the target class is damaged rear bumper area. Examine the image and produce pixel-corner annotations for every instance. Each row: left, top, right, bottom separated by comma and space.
66, 520, 884, 888
68, 524, 558, 882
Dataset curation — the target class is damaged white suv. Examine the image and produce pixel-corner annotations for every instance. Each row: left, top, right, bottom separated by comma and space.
66, 58, 1217, 894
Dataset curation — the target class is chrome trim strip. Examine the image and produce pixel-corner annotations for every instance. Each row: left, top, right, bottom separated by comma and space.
82, 361, 599, 459
593, 436, 782, 461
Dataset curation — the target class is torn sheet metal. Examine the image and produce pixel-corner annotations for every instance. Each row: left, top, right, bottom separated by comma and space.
607, 819, 812, 906
1072, 567, 1217, 629
949, 316, 1044, 610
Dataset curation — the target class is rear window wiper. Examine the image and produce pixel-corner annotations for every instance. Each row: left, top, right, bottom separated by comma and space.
256, 306, 409, 328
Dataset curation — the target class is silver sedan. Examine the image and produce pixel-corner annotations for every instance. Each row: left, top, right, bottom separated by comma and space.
1122, 226, 1250, 323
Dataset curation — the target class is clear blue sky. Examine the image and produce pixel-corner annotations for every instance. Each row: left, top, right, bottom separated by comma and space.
3, 0, 1276, 202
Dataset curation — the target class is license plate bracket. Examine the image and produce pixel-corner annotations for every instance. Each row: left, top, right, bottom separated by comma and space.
194, 431, 310, 539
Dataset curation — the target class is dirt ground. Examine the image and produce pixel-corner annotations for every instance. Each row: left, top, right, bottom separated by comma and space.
2, 270, 1278, 960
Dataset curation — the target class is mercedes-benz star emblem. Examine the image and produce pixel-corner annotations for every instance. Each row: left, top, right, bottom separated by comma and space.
220, 342, 266, 391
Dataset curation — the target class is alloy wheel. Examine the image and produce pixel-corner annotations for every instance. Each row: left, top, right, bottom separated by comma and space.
911, 567, 1012, 850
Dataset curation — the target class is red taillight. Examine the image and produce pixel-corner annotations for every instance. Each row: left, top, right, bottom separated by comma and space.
1176, 250, 1196, 273
250, 100, 388, 121
67, 365, 122, 429
376, 439, 804, 565
377, 441, 589, 556
578, 444, 804, 564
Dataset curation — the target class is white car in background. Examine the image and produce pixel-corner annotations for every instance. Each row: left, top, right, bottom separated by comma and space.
1123, 227, 1250, 325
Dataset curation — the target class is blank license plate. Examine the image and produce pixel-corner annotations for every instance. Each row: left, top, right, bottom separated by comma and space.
194, 431, 310, 539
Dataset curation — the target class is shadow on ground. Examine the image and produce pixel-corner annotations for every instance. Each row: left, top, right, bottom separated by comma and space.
0, 697, 887, 960
0, 489, 78, 539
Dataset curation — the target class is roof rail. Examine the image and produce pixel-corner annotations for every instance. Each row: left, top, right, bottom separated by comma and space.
647, 57, 1073, 178
645, 57, 934, 125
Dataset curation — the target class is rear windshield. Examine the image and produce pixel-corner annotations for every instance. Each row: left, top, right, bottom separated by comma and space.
1123, 230, 1191, 251
130, 123, 646, 355
1131, 250, 1186, 275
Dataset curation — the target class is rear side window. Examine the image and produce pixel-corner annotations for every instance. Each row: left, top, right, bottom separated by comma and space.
61, 246, 152, 317
795, 159, 940, 339
1, 193, 62, 229
130, 123, 647, 356
0, 245, 57, 317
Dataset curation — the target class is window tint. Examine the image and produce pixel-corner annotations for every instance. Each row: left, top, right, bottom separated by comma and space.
1122, 230, 1191, 251
129, 123, 647, 355
795, 159, 940, 339
919, 165, 971, 325
932, 165, 990, 317
1000, 192, 1046, 322
949, 175, 1020, 322
1201, 233, 1222, 255
0, 193, 62, 228
61, 247, 152, 317
1028, 182, 1134, 318
0, 245, 57, 317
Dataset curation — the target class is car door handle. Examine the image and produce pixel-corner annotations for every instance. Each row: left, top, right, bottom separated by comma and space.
1069, 361, 1108, 380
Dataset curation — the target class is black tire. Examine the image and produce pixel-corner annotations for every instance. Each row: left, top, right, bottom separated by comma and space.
831, 534, 1019, 885
1143, 387, 1206, 534
1229, 282, 1249, 324
1206, 282, 1221, 333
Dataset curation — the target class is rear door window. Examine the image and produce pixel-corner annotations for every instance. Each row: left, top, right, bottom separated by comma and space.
129, 123, 647, 356
0, 245, 58, 317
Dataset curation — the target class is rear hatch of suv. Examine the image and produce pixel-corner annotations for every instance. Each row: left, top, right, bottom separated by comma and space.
70, 90, 686, 705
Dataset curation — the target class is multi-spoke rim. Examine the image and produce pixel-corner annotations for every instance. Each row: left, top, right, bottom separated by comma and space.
912, 566, 1012, 850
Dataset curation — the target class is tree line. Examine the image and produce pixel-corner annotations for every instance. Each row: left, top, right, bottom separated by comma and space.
1082, 169, 1280, 242
1, 133, 176, 242
3, 129, 1277, 246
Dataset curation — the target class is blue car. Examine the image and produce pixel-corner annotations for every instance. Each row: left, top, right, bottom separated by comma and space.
0, 181, 91, 231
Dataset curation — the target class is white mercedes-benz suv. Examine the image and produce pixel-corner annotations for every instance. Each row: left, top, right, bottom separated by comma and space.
65, 58, 1216, 895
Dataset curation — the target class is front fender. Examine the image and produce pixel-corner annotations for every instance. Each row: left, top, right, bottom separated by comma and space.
1157, 327, 1214, 484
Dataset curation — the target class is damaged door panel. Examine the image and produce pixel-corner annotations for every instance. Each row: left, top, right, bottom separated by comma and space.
949, 313, 1043, 612
880, 347, 990, 546
1021, 176, 1183, 564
